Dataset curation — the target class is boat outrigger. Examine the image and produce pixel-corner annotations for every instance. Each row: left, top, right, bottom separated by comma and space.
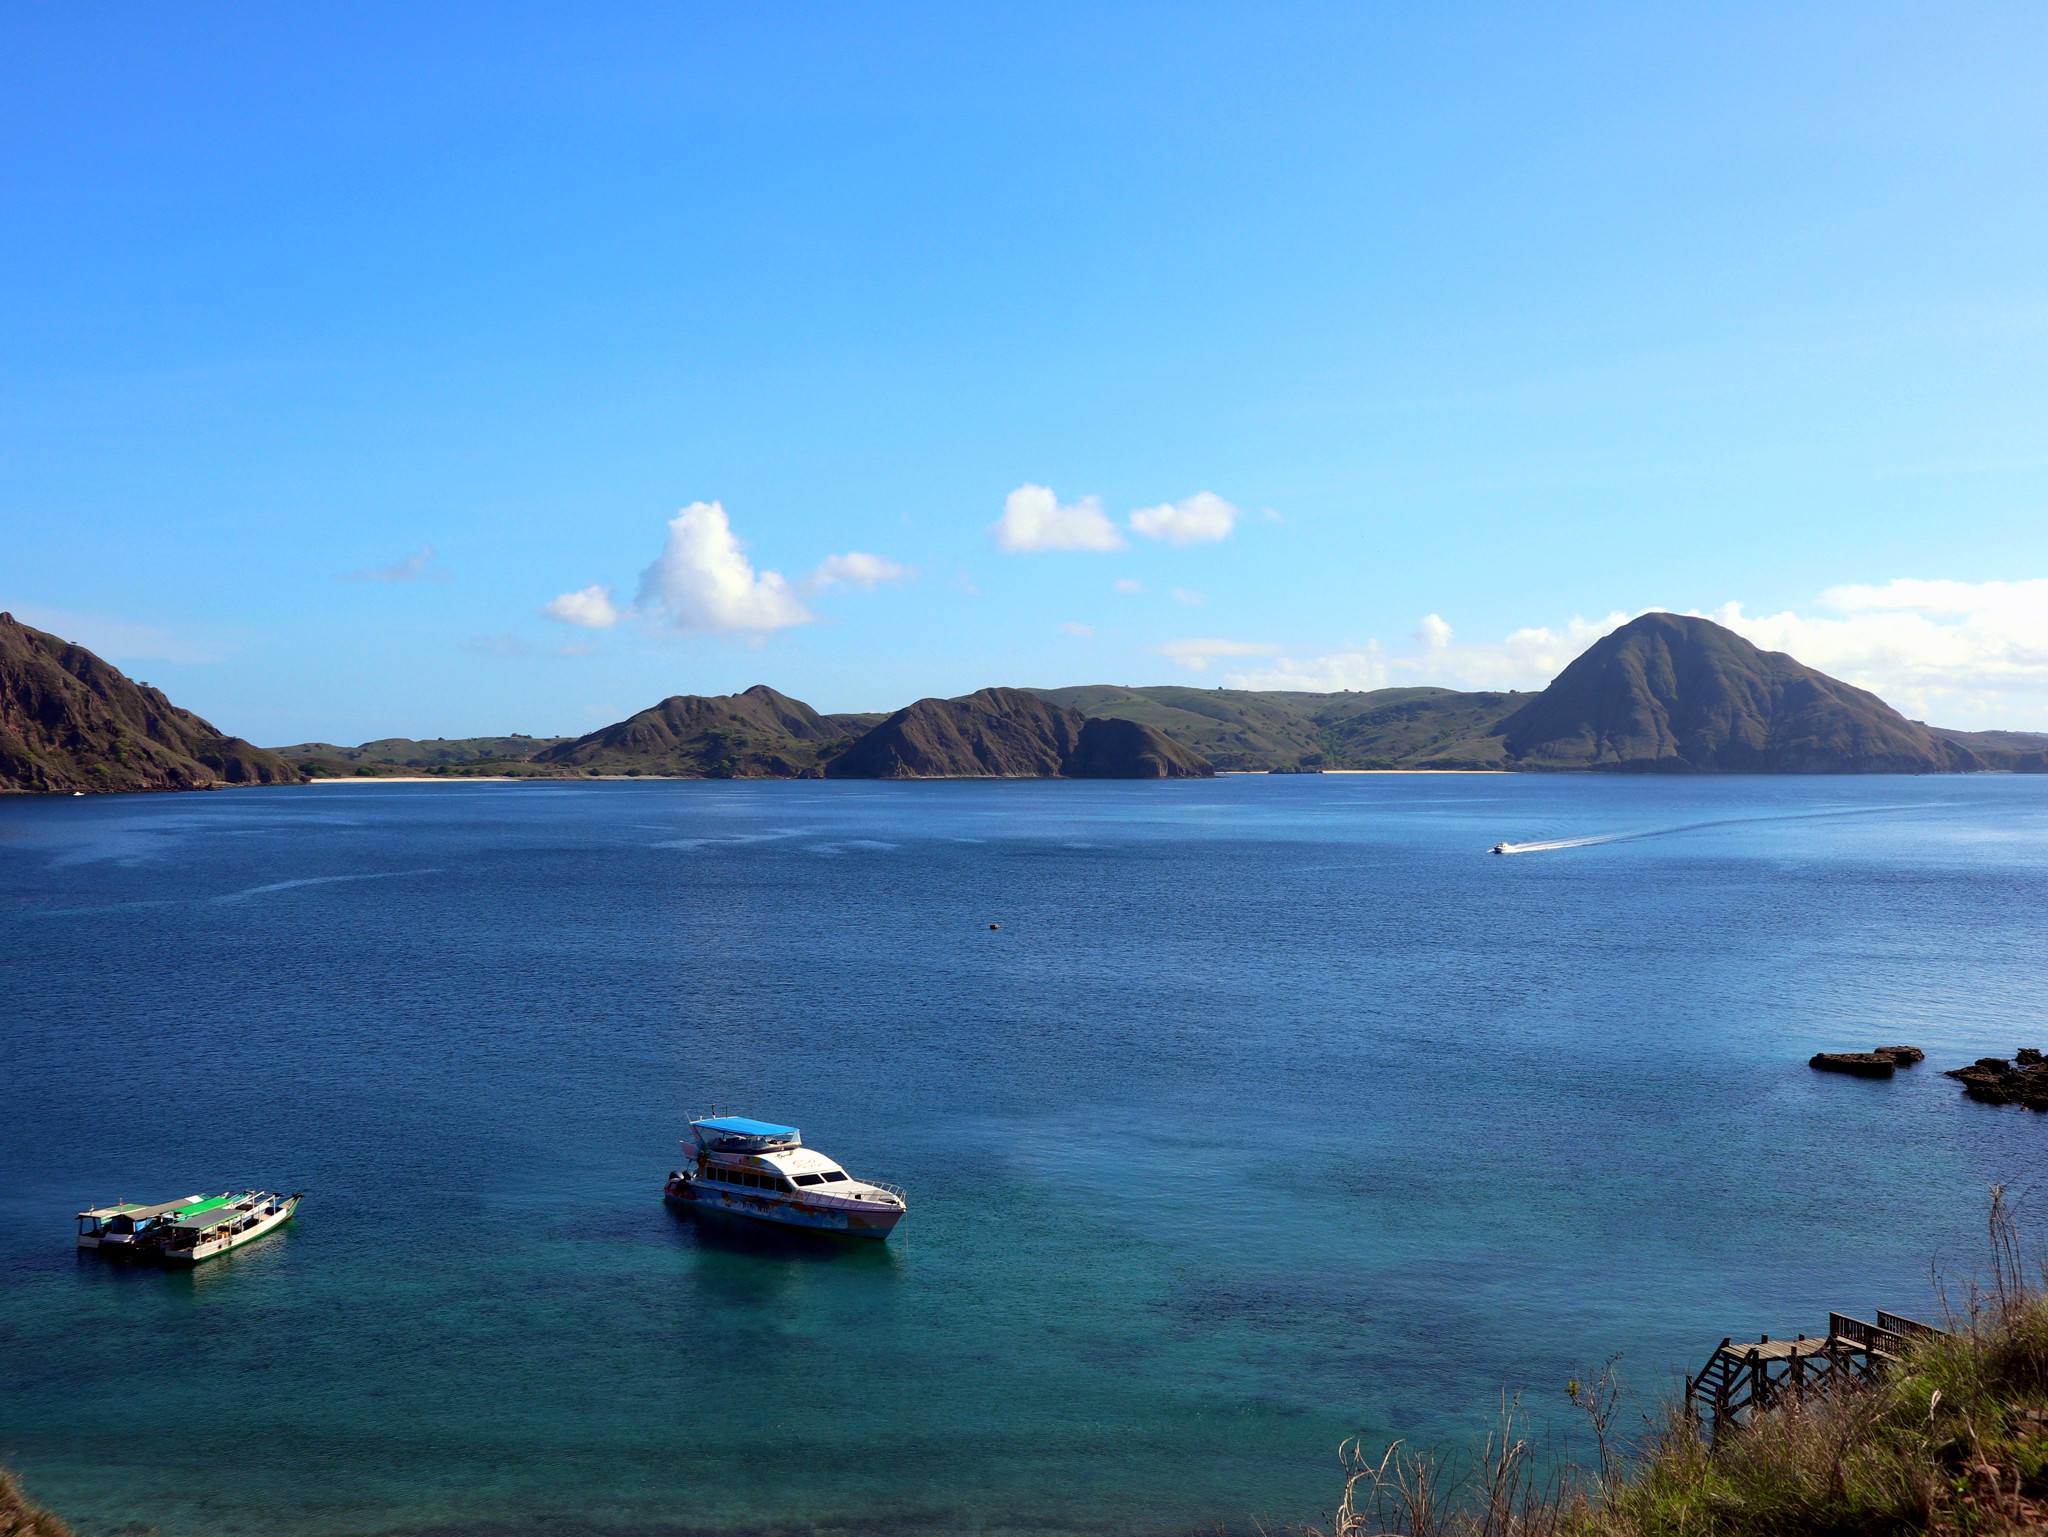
664, 1117, 906, 1239
159, 1192, 302, 1264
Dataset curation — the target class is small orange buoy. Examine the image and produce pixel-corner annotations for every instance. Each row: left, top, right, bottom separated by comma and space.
988, 923, 1000, 930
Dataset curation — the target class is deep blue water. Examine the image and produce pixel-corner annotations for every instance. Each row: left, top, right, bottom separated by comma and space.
3, 774, 2046, 1537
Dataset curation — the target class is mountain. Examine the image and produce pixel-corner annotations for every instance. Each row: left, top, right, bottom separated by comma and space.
1063, 715, 1216, 778
531, 685, 867, 778
1930, 728, 2048, 773
271, 735, 572, 766
1495, 612, 1973, 772
0, 612, 302, 793
826, 687, 1212, 779
1031, 684, 1525, 770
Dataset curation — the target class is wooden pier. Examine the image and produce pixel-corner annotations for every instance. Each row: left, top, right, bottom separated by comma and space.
1686, 1310, 1943, 1439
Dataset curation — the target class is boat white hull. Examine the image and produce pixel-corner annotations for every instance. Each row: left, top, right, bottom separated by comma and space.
664, 1177, 902, 1238
161, 1196, 301, 1264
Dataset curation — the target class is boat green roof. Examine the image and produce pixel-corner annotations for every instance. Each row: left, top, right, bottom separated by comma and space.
78, 1193, 212, 1221
169, 1194, 248, 1227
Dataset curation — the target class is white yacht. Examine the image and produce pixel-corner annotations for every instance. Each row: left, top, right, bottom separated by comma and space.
664, 1117, 906, 1239
158, 1191, 302, 1264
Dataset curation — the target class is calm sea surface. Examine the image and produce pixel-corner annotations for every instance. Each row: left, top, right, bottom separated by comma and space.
4, 775, 2046, 1537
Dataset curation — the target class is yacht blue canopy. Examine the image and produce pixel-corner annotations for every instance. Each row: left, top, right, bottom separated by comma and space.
695, 1117, 798, 1138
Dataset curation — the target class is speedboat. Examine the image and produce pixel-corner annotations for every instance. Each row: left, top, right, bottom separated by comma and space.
157, 1192, 302, 1264
81, 1192, 222, 1252
664, 1117, 906, 1239
1490, 842, 1510, 854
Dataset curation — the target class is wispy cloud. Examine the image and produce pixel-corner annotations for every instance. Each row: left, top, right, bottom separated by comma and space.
1129, 492, 1237, 545
1224, 614, 1628, 693
341, 544, 450, 583
1114, 578, 1146, 594
1214, 580, 2048, 728
1060, 622, 1096, 637
805, 552, 916, 592
1152, 637, 1282, 671
461, 633, 532, 657
990, 484, 1125, 552
1172, 588, 1207, 607
540, 584, 622, 629
11, 605, 233, 664
1714, 578, 2048, 727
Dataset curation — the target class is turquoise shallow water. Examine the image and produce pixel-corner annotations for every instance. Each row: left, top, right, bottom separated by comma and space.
3, 774, 2046, 1537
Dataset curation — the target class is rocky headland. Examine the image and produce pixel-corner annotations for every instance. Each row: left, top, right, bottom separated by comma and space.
9, 609, 2048, 793
0, 612, 300, 793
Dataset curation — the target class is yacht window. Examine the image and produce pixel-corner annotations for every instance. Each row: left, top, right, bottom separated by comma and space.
742, 1171, 761, 1188
793, 1174, 824, 1187
820, 1172, 849, 1184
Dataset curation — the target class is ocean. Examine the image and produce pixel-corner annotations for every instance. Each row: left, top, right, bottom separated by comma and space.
3, 773, 2045, 1537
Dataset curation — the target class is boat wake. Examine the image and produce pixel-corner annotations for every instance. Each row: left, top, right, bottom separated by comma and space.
1490, 803, 1938, 855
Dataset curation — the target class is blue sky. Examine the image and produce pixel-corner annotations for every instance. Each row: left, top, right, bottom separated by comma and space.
5, 3, 2046, 742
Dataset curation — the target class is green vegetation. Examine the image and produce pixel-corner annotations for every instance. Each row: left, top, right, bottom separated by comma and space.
1318, 1193, 2048, 1537
1029, 683, 1524, 771
0, 1469, 73, 1537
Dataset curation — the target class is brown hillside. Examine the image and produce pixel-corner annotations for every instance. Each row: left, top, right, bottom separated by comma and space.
0, 613, 303, 794
532, 685, 855, 778
1064, 715, 1215, 778
826, 687, 1085, 778
1498, 612, 1974, 772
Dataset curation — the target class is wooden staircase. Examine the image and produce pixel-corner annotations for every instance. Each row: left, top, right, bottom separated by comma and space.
1686, 1310, 1943, 1439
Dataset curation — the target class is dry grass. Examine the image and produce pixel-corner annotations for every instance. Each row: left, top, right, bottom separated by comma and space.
0, 1470, 75, 1537
1314, 1189, 2048, 1537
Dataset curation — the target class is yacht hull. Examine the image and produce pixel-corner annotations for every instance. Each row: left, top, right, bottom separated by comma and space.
664, 1178, 901, 1238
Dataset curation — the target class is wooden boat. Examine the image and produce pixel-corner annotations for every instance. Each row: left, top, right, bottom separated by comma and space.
80, 1192, 224, 1252
158, 1192, 302, 1264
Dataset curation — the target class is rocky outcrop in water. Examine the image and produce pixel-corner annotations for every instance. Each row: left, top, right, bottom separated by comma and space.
1810, 1046, 1924, 1078
0, 612, 302, 794
1945, 1050, 2048, 1108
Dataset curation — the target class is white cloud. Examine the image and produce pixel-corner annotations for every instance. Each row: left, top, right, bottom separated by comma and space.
1172, 588, 1207, 607
1711, 579, 2048, 728
540, 584, 622, 629
635, 502, 815, 634
1129, 491, 1238, 545
341, 544, 449, 583
10, 605, 232, 664
1225, 614, 1630, 693
989, 484, 1125, 552
1114, 578, 1146, 594
806, 552, 915, 591
1060, 622, 1096, 637
1152, 637, 1283, 672
1211, 579, 2048, 727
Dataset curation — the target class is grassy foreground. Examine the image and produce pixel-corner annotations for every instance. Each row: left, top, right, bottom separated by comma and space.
0, 1470, 73, 1537
1319, 1206, 2048, 1537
